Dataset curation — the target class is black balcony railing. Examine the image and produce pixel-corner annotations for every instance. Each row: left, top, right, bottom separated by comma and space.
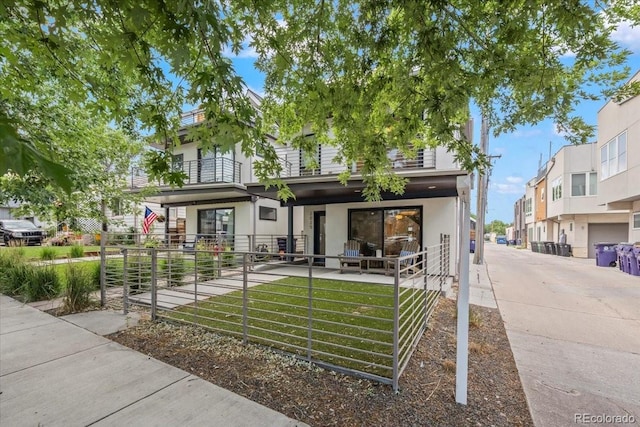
130, 158, 242, 188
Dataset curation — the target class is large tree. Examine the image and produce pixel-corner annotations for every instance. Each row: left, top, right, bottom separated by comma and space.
1, 1, 638, 200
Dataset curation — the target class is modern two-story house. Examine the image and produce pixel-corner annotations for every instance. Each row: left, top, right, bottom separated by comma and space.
596, 70, 640, 243
132, 90, 471, 276
545, 143, 628, 258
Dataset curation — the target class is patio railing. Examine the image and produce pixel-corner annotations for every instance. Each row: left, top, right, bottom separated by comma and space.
99, 238, 451, 391
129, 158, 242, 188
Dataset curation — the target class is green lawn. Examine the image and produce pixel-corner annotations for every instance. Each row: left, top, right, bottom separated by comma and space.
2, 245, 102, 260
166, 277, 432, 378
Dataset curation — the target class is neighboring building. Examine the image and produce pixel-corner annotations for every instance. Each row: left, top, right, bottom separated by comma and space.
129, 90, 301, 250
524, 177, 536, 249
513, 195, 526, 244
596, 70, 640, 244
545, 143, 627, 258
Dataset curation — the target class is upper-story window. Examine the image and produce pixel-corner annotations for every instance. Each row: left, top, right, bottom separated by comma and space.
571, 172, 597, 196
109, 198, 123, 216
300, 135, 321, 176
633, 213, 640, 229
540, 188, 545, 202
172, 154, 184, 172
600, 131, 627, 180
551, 177, 562, 201
525, 198, 532, 215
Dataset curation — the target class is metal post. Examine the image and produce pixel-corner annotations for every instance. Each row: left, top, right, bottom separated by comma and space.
122, 249, 128, 314
456, 197, 471, 404
439, 235, 444, 291
392, 258, 400, 392
151, 248, 157, 320
287, 205, 294, 261
100, 230, 106, 306
242, 253, 248, 344
423, 247, 428, 323
307, 255, 313, 361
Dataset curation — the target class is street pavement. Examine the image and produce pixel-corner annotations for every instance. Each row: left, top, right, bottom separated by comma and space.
484, 243, 640, 427
0, 295, 307, 427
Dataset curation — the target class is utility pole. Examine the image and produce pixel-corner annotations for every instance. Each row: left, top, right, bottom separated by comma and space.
473, 115, 489, 265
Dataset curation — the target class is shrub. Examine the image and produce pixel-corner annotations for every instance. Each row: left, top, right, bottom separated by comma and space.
21, 266, 61, 302
221, 247, 237, 267
128, 255, 153, 291
196, 251, 217, 281
63, 263, 96, 312
0, 252, 60, 301
70, 244, 85, 258
40, 247, 57, 261
160, 253, 187, 287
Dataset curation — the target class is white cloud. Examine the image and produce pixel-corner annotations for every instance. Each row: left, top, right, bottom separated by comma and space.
611, 19, 640, 52
553, 122, 570, 137
490, 181, 525, 195
505, 176, 523, 184
511, 129, 543, 138
223, 36, 258, 59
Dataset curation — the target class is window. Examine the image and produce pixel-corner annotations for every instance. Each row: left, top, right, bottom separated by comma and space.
300, 134, 321, 176
259, 206, 277, 221
172, 154, 184, 172
197, 208, 235, 237
551, 177, 562, 201
525, 198, 532, 215
349, 207, 422, 257
540, 188, 545, 202
569, 223, 573, 232
601, 131, 627, 179
634, 213, 640, 229
110, 198, 123, 216
571, 172, 597, 196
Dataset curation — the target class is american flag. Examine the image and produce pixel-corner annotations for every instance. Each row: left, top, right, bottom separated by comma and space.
142, 206, 158, 234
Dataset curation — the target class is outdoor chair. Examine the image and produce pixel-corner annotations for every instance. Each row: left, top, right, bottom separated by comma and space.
338, 240, 363, 274
386, 240, 420, 276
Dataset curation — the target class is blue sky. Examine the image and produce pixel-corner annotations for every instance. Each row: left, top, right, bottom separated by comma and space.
222, 20, 640, 224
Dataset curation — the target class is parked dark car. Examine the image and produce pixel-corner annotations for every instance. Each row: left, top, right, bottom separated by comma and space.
0, 220, 44, 246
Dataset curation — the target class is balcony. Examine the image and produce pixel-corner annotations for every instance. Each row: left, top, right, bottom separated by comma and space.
274, 146, 436, 178
130, 158, 242, 189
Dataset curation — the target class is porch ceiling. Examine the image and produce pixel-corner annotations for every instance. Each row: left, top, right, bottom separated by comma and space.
134, 184, 251, 206
247, 173, 465, 206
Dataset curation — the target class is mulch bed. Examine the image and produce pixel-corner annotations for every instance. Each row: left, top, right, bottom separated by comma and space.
108, 298, 533, 426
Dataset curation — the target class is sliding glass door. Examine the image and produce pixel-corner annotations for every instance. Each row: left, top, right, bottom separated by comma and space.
348, 207, 421, 256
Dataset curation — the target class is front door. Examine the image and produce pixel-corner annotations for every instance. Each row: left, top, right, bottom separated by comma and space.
313, 211, 326, 265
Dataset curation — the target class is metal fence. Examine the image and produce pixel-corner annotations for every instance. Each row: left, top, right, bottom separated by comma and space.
100, 238, 451, 391
102, 232, 307, 254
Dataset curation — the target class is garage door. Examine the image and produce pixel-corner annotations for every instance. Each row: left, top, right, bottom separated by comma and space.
587, 223, 628, 258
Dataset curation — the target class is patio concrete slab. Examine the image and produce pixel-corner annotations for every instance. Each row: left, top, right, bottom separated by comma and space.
61, 310, 143, 336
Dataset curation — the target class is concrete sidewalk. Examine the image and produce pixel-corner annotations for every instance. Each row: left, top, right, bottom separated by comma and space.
0, 295, 307, 427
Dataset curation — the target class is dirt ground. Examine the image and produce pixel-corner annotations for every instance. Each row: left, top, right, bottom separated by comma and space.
108, 298, 533, 426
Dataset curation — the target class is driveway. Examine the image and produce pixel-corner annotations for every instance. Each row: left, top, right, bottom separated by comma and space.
485, 243, 640, 426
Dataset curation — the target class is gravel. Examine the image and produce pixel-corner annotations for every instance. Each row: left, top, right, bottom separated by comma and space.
108, 298, 533, 426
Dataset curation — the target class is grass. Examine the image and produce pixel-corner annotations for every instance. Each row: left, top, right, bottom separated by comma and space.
166, 276, 436, 378
49, 261, 100, 287
3, 245, 101, 260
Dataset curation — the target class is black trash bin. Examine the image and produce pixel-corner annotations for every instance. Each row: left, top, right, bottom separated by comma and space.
543, 241, 554, 254
558, 243, 572, 257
